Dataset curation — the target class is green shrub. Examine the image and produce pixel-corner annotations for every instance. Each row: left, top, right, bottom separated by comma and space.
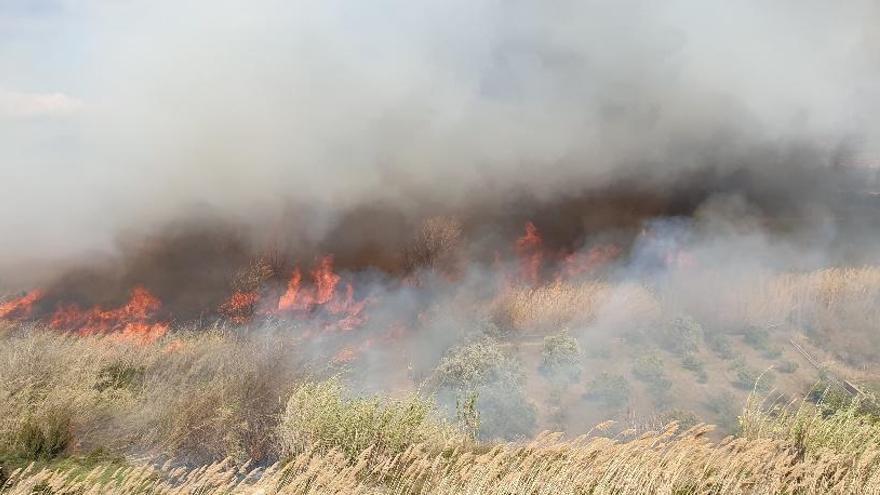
15, 412, 72, 461
636, 353, 673, 404
743, 326, 771, 351
430, 338, 523, 390
705, 332, 735, 360
472, 385, 537, 441
95, 362, 145, 392
731, 361, 774, 391
764, 347, 783, 359
583, 373, 631, 409
539, 331, 582, 382
777, 360, 799, 374
741, 392, 880, 460
277, 378, 461, 461
707, 391, 742, 433
681, 354, 708, 383
632, 353, 667, 384
658, 315, 703, 355
660, 409, 701, 430
431, 338, 537, 441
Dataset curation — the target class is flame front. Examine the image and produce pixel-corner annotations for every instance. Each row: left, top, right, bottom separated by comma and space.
515, 222, 544, 285
49, 286, 168, 343
0, 289, 44, 320
1, 220, 626, 355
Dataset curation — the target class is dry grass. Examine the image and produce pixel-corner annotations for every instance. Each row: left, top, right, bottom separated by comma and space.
6, 266, 880, 493
0, 324, 304, 464
493, 266, 880, 364
7, 415, 880, 494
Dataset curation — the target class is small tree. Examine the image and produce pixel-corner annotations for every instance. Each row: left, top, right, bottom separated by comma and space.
540, 331, 582, 383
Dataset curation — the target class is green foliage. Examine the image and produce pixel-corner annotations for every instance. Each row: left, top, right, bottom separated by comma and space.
705, 332, 735, 360
431, 338, 523, 390
456, 391, 480, 442
94, 362, 145, 392
742, 391, 880, 461
583, 373, 631, 409
762, 346, 783, 359
472, 385, 537, 441
278, 378, 461, 461
15, 412, 72, 461
632, 351, 673, 404
431, 338, 537, 440
681, 353, 708, 383
660, 409, 701, 430
632, 353, 669, 389
777, 360, 799, 374
743, 326, 770, 350
658, 315, 703, 355
706, 391, 742, 433
731, 360, 774, 391
539, 331, 582, 382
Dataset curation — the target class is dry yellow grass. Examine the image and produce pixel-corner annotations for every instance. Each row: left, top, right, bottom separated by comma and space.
495, 281, 661, 333
5, 418, 880, 494
6, 266, 880, 493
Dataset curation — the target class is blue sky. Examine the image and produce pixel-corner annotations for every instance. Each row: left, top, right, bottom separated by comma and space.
0, 0, 90, 95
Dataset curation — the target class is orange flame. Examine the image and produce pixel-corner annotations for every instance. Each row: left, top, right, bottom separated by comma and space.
49, 286, 168, 343
219, 290, 260, 324
0, 290, 44, 320
515, 222, 543, 285
277, 268, 303, 311
274, 255, 367, 329
559, 244, 622, 279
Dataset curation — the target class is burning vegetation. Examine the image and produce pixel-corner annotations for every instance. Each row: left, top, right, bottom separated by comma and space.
4, 1, 880, 491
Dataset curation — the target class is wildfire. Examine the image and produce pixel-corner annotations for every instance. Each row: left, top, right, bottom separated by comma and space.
0, 289, 44, 320
215, 254, 369, 330
1, 220, 625, 356
515, 222, 544, 285
559, 244, 622, 280
277, 256, 341, 311
513, 222, 621, 286
49, 286, 168, 343
218, 290, 260, 324
274, 255, 367, 329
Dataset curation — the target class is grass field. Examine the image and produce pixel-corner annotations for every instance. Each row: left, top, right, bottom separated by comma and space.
4, 266, 880, 493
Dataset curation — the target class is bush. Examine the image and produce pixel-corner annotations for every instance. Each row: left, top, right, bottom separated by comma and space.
472, 385, 537, 441
762, 346, 783, 359
277, 378, 461, 461
777, 360, 799, 374
539, 331, 582, 382
660, 409, 701, 430
632, 353, 667, 384
15, 412, 72, 460
95, 362, 145, 392
631, 353, 672, 405
658, 315, 703, 355
705, 332, 735, 359
430, 338, 536, 441
743, 326, 771, 351
430, 338, 523, 390
681, 354, 708, 383
707, 391, 742, 433
404, 216, 463, 274
731, 361, 774, 391
583, 373, 631, 409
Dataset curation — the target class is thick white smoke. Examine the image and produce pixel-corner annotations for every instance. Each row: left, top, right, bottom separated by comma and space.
1, 0, 879, 272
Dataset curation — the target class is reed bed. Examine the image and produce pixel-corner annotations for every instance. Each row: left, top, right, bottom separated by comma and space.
6, 416, 880, 495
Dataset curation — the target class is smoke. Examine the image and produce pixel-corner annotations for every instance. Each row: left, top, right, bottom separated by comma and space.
2, 0, 879, 274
